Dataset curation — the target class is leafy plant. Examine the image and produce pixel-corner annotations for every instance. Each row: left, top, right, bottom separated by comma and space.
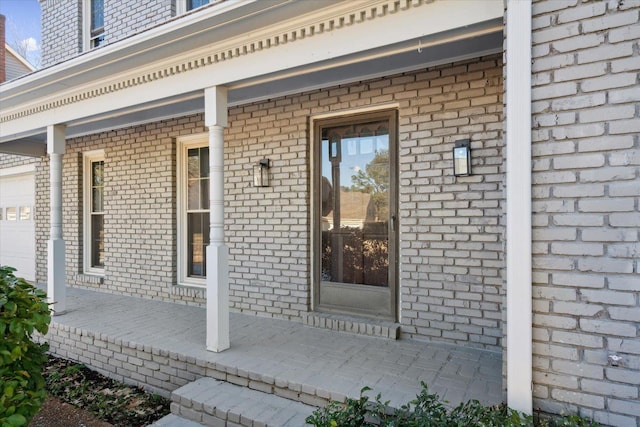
306, 382, 600, 427
0, 266, 51, 427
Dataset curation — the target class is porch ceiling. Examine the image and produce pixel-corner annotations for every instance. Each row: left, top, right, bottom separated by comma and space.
0, 0, 503, 155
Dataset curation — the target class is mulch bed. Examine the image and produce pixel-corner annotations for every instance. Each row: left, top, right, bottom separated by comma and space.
29, 356, 171, 427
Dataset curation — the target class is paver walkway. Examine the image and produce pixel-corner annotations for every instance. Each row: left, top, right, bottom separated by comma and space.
47, 286, 503, 408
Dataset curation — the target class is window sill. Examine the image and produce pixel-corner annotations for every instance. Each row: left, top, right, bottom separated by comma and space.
75, 273, 104, 285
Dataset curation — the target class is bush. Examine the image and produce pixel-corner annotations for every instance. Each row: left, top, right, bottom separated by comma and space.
0, 266, 51, 427
306, 383, 600, 427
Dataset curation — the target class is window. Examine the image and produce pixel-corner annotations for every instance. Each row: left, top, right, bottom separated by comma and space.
84, 0, 105, 50
177, 0, 210, 14
19, 206, 31, 221
178, 136, 210, 285
84, 151, 105, 274
6, 207, 17, 221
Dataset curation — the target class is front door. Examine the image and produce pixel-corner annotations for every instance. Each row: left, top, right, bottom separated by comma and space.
314, 110, 397, 320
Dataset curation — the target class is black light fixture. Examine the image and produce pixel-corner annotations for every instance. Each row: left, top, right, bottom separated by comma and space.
253, 158, 271, 187
453, 139, 471, 177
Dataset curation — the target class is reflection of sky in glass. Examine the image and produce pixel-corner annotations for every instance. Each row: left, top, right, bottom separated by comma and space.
322, 134, 389, 189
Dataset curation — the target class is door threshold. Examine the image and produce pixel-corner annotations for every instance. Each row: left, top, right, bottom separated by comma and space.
303, 312, 400, 340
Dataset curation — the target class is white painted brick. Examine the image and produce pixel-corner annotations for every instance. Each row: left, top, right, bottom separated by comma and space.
581, 10, 639, 33
533, 0, 578, 15
582, 228, 636, 242
577, 42, 633, 64
551, 243, 603, 256
556, 2, 606, 23
552, 123, 605, 140
581, 73, 638, 92
552, 360, 603, 380
609, 119, 640, 134
554, 62, 607, 82
578, 198, 635, 212
532, 53, 575, 73
579, 105, 635, 123
552, 34, 604, 53
580, 319, 637, 338
551, 389, 604, 409
611, 56, 640, 73
531, 82, 577, 100
581, 289, 636, 305
551, 93, 606, 111
578, 258, 634, 274
609, 307, 640, 322
609, 21, 640, 42
533, 22, 580, 44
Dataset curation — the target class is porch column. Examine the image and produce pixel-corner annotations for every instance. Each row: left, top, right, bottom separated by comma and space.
47, 124, 66, 314
204, 86, 230, 352
505, 0, 532, 415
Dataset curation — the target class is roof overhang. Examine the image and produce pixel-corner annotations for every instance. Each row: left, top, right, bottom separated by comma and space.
0, 0, 504, 155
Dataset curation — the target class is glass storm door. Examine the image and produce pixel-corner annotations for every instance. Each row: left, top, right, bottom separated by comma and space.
314, 110, 397, 319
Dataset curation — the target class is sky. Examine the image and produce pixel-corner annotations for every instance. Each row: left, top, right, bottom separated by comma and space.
0, 0, 41, 67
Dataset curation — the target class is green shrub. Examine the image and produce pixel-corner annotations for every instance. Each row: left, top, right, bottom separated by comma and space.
0, 266, 51, 427
306, 382, 600, 427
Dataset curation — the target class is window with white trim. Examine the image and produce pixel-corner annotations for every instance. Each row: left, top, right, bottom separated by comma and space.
177, 0, 210, 14
178, 136, 210, 285
83, 0, 105, 50
84, 151, 105, 274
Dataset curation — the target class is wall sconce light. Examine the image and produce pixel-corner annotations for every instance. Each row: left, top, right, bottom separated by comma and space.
453, 139, 471, 177
253, 158, 271, 187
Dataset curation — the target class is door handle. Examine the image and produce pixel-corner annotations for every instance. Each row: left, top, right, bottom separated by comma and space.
391, 214, 397, 232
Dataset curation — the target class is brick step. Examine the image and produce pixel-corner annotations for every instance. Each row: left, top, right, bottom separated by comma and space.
303, 312, 400, 340
171, 377, 315, 427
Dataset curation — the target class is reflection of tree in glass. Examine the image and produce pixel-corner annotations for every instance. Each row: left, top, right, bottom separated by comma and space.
350, 150, 389, 221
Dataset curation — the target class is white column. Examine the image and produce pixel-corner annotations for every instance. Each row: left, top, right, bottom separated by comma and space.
506, 0, 532, 415
204, 86, 230, 352
47, 124, 67, 315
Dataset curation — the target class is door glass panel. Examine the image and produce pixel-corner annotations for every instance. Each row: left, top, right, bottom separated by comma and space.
320, 119, 390, 287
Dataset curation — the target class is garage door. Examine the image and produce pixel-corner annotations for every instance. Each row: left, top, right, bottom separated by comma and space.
0, 165, 36, 282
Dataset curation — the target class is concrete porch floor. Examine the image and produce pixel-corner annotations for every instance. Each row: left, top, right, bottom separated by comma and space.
41, 286, 503, 411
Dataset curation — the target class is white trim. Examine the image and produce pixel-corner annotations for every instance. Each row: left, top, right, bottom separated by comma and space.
177, 133, 209, 287
0, 163, 36, 177
82, 0, 90, 52
82, 0, 105, 51
506, 0, 532, 415
83, 149, 105, 276
309, 103, 400, 313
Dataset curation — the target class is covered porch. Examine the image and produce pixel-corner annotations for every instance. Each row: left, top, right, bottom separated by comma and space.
3, 0, 533, 419
40, 285, 502, 420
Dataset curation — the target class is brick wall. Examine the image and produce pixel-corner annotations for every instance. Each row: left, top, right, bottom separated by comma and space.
41, 0, 82, 68
40, 0, 175, 67
37, 121, 184, 301
0, 153, 39, 169
35, 55, 504, 349
103, 1, 174, 46
530, 1, 639, 425
397, 59, 505, 348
